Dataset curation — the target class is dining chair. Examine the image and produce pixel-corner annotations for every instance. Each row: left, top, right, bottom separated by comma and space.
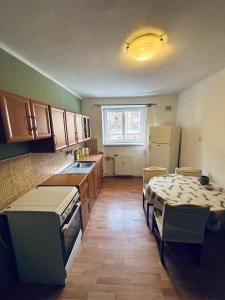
142, 166, 167, 227
152, 201, 210, 266
175, 167, 202, 177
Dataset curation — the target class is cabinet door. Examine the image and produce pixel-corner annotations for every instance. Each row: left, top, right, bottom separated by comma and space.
50, 107, 67, 151
99, 157, 103, 184
149, 143, 170, 170
97, 161, 102, 191
83, 116, 87, 140
93, 165, 98, 198
0, 91, 34, 142
65, 111, 77, 146
88, 171, 95, 212
79, 179, 90, 232
30, 101, 51, 139
86, 117, 91, 139
83, 116, 91, 140
150, 126, 172, 144
75, 114, 84, 143
81, 199, 90, 232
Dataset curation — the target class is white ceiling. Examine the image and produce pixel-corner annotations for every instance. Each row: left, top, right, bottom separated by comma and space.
1, 0, 225, 99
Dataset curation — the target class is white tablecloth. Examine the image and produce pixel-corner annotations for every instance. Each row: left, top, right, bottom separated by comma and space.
148, 174, 225, 231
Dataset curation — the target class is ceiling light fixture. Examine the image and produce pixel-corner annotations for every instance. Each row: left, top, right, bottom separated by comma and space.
126, 33, 167, 61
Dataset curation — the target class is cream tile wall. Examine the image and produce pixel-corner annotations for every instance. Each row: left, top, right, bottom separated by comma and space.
0, 151, 76, 210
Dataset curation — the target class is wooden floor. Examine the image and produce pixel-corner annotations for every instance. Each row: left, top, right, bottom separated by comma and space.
6, 177, 225, 300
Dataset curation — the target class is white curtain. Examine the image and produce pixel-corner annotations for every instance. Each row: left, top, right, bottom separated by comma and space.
145, 106, 154, 167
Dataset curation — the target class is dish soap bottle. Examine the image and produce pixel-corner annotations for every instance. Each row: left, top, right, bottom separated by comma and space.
75, 149, 80, 160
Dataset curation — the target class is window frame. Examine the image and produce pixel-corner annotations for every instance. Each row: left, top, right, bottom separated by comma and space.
102, 105, 145, 146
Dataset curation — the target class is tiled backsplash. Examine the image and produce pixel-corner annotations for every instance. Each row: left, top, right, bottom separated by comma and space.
0, 150, 76, 210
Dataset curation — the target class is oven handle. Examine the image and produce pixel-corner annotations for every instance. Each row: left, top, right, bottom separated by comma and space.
62, 201, 81, 232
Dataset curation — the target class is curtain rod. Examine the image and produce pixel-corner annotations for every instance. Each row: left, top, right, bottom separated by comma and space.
94, 103, 157, 107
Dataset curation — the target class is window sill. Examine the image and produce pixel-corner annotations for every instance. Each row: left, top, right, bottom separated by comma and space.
103, 143, 145, 147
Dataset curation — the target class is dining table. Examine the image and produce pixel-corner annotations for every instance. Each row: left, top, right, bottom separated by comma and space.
148, 174, 225, 231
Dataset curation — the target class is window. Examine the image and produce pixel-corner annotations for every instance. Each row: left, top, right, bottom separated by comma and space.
102, 105, 145, 145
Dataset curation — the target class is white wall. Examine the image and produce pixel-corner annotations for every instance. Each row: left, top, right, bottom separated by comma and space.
177, 67, 225, 187
83, 94, 177, 176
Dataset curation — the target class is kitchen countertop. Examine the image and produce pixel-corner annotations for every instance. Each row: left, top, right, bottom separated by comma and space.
39, 154, 103, 187
40, 174, 87, 187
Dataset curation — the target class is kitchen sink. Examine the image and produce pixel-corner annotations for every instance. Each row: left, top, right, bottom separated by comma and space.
59, 161, 96, 174
73, 161, 94, 168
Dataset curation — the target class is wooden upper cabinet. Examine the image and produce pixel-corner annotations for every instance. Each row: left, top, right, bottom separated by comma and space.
76, 114, 84, 143
65, 111, 77, 146
30, 101, 51, 139
50, 107, 67, 151
0, 90, 91, 149
82, 116, 91, 141
0, 91, 34, 142
86, 117, 91, 139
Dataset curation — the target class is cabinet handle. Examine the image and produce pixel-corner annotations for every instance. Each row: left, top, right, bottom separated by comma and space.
26, 114, 33, 134
32, 116, 38, 130
54, 134, 57, 145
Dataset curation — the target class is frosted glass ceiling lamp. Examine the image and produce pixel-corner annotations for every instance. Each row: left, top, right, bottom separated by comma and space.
126, 33, 166, 61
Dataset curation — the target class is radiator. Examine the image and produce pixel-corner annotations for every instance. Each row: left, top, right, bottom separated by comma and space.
114, 155, 134, 176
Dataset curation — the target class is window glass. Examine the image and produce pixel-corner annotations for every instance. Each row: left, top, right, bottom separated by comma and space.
102, 106, 145, 145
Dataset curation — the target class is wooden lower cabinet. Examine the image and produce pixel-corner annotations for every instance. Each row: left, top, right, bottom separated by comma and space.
38, 156, 104, 234
40, 156, 103, 234
80, 156, 103, 230
95, 157, 103, 195
93, 164, 99, 199
88, 171, 95, 212
98, 157, 103, 189
79, 178, 90, 232
80, 197, 90, 231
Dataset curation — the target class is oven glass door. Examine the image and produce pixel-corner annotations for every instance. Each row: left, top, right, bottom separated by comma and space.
61, 202, 81, 264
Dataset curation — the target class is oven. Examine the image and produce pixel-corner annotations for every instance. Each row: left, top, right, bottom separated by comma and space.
60, 192, 82, 265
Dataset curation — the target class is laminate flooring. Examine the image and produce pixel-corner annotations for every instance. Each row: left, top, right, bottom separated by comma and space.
6, 177, 225, 300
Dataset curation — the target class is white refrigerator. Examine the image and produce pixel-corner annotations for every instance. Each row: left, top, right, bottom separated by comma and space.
149, 126, 181, 173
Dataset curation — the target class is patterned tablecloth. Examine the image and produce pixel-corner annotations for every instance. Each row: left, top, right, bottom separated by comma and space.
148, 174, 225, 231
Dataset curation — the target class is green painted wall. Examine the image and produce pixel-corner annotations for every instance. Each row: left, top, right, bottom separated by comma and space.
0, 48, 82, 160
0, 142, 32, 160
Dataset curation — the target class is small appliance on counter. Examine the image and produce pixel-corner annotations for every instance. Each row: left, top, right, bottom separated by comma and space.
83, 147, 90, 156
75, 147, 90, 160
4, 186, 82, 285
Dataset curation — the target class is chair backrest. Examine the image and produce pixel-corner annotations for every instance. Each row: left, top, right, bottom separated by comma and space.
161, 202, 210, 244
154, 195, 164, 211
143, 166, 168, 187
175, 167, 202, 177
